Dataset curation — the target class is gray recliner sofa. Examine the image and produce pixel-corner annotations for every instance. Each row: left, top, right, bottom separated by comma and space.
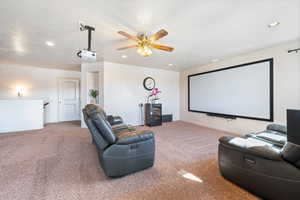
218, 124, 300, 200
82, 104, 155, 177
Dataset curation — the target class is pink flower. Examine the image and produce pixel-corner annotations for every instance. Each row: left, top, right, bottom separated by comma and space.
150, 88, 161, 96
148, 88, 162, 97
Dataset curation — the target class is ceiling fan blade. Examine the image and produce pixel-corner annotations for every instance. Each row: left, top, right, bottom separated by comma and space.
118, 31, 139, 42
117, 45, 138, 50
151, 43, 174, 52
150, 29, 168, 41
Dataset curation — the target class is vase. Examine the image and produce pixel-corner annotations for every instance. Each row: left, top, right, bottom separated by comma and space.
90, 98, 96, 104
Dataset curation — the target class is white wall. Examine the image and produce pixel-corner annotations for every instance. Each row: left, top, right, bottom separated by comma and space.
0, 64, 81, 123
87, 72, 100, 104
80, 62, 104, 128
0, 62, 179, 127
103, 62, 180, 126
180, 41, 300, 135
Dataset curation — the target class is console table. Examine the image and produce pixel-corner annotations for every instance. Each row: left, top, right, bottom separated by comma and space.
144, 103, 162, 126
0, 100, 44, 133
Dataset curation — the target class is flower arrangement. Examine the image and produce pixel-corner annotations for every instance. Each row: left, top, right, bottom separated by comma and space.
89, 89, 99, 104
147, 88, 161, 103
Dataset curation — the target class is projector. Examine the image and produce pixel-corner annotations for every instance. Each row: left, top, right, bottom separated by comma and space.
77, 50, 97, 62
76, 23, 97, 62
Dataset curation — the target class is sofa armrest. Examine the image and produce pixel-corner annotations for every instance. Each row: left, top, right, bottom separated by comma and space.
247, 145, 282, 161
219, 136, 282, 161
107, 115, 123, 126
116, 130, 154, 145
219, 136, 235, 144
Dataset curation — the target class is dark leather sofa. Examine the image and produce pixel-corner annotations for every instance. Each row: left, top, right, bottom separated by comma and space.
82, 104, 155, 177
218, 124, 300, 200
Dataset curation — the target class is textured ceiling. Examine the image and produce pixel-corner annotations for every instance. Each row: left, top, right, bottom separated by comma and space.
0, 0, 299, 71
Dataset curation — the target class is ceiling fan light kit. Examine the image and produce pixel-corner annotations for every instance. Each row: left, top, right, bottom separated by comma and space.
117, 29, 174, 57
137, 44, 153, 57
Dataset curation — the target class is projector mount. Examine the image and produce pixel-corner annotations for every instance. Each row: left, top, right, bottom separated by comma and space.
77, 23, 95, 58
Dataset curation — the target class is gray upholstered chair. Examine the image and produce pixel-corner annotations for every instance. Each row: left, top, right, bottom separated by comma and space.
82, 104, 155, 177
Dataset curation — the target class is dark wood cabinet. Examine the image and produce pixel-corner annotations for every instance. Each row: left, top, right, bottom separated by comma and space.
144, 103, 162, 126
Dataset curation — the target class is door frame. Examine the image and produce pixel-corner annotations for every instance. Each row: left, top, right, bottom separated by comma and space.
57, 77, 81, 122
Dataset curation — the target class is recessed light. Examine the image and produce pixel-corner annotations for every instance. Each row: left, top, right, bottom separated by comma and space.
45, 41, 55, 46
168, 63, 173, 66
14, 39, 25, 53
268, 21, 280, 28
211, 58, 219, 63
14, 45, 24, 53
121, 55, 127, 58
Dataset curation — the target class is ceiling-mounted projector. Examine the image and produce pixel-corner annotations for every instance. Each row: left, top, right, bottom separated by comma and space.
77, 23, 97, 62
77, 50, 96, 62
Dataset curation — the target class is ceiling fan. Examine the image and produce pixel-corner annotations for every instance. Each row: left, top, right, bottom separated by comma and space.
117, 29, 174, 57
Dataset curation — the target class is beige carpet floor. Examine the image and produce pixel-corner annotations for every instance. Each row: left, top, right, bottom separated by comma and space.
0, 121, 259, 200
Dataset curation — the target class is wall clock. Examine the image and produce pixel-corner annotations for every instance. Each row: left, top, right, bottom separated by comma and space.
143, 77, 155, 91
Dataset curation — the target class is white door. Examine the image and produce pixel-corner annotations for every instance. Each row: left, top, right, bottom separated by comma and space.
58, 79, 80, 122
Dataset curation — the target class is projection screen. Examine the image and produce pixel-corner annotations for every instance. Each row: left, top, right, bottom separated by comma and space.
188, 58, 273, 121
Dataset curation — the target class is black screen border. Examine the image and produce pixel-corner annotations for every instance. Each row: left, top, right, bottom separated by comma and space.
188, 58, 274, 122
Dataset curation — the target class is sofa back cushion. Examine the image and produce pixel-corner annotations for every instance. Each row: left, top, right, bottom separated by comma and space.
255, 130, 287, 147
267, 124, 287, 134
83, 108, 109, 150
90, 111, 116, 144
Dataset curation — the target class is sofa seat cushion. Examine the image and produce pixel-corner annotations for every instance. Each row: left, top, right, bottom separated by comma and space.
247, 130, 287, 147
256, 130, 286, 146
116, 130, 154, 145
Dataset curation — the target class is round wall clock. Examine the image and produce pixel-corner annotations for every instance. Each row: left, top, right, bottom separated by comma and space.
143, 77, 156, 91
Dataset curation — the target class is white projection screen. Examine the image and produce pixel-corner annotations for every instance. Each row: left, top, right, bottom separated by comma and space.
188, 59, 273, 121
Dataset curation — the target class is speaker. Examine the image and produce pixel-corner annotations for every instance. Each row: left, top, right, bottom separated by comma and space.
162, 114, 173, 123
287, 109, 300, 145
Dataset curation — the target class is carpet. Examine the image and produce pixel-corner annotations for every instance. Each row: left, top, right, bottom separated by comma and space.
0, 121, 259, 200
